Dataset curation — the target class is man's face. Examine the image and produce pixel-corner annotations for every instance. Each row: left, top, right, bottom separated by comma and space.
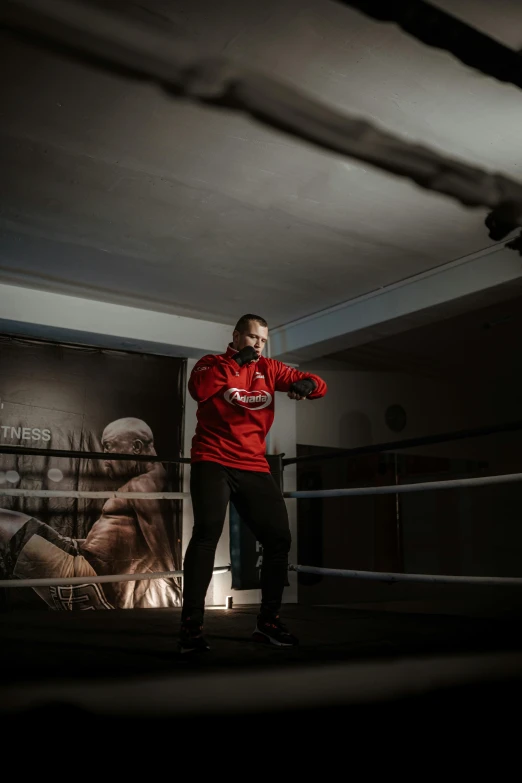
101, 430, 140, 479
233, 320, 268, 358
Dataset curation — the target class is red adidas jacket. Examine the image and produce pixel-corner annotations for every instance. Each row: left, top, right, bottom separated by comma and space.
189, 344, 327, 472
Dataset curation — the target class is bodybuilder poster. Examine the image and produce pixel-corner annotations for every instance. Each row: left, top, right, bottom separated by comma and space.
0, 335, 185, 610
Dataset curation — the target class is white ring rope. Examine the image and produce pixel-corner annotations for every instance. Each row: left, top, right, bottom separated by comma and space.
284, 472, 522, 498
3, 563, 520, 589
0, 566, 231, 589
2, 471, 522, 500
2, 473, 522, 589
290, 565, 522, 586
0, 490, 189, 499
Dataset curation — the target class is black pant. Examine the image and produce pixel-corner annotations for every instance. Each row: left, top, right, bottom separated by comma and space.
182, 461, 291, 623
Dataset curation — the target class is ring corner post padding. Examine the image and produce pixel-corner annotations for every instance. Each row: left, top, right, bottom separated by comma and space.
229, 453, 287, 590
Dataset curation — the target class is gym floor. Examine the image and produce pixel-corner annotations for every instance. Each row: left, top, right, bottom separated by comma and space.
2, 586, 522, 740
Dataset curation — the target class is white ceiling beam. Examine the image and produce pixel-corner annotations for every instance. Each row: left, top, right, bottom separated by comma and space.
269, 244, 522, 362
0, 283, 231, 357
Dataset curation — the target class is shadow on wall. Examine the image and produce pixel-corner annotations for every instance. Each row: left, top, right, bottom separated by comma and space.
339, 411, 374, 448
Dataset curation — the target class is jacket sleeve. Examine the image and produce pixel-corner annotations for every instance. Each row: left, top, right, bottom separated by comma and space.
271, 361, 327, 399
188, 355, 238, 403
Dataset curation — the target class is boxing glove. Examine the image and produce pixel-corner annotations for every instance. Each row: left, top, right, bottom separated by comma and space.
289, 378, 316, 397
232, 345, 258, 367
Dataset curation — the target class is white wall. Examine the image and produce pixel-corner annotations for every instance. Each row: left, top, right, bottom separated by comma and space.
182, 359, 298, 608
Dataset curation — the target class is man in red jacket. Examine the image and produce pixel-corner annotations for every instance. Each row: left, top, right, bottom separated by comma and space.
179, 313, 327, 653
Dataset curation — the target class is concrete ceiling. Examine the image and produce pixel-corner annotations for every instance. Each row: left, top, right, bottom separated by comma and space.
2, 0, 522, 355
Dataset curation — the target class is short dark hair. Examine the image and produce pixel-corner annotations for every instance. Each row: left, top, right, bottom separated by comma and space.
234, 314, 268, 333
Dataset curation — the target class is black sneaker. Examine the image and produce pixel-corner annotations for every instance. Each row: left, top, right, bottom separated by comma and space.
178, 620, 211, 654
252, 614, 299, 647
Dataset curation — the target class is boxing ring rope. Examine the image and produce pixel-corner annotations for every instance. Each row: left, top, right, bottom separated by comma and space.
4, 565, 522, 590
2, 470, 522, 500
3, 0, 522, 243
0, 489, 189, 500
4, 412, 522, 467
2, 469, 522, 590
0, 443, 190, 464
289, 565, 522, 587
282, 418, 522, 466
284, 472, 522, 498
0, 566, 231, 590
3, 414, 522, 467
337, 0, 522, 92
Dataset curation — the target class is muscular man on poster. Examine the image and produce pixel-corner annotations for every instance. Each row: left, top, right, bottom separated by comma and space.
0, 417, 181, 609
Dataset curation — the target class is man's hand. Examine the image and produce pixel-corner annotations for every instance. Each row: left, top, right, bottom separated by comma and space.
232, 345, 258, 367
287, 378, 316, 400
